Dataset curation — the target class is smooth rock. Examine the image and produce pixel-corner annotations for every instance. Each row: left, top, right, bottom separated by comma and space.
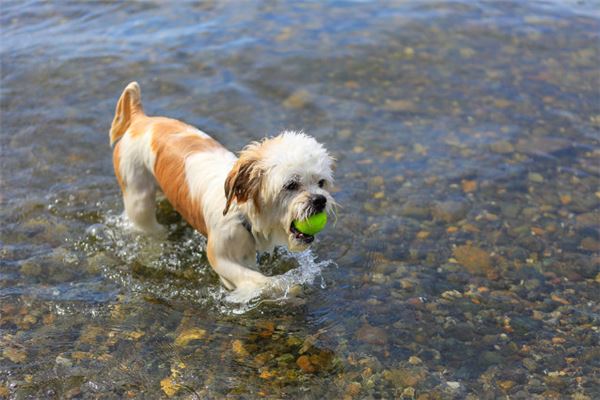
283, 89, 311, 109
400, 200, 431, 219
453, 245, 492, 275
175, 328, 206, 346
356, 324, 388, 346
384, 367, 425, 388
515, 137, 572, 156
528, 172, 544, 183
447, 381, 461, 389
432, 200, 469, 223
20, 260, 42, 277
490, 141, 514, 154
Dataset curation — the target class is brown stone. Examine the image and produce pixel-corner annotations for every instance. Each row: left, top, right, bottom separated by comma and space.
296, 355, 315, 373
356, 324, 388, 345
453, 245, 492, 275
432, 200, 469, 223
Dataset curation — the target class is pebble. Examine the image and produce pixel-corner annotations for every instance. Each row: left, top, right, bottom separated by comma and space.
440, 290, 462, 300
559, 194, 572, 205
345, 382, 361, 397
432, 200, 469, 223
384, 368, 425, 388
371, 273, 386, 284
160, 377, 179, 397
55, 354, 72, 368
383, 99, 417, 112
490, 140, 514, 154
461, 180, 477, 193
452, 245, 492, 275
4, 347, 27, 363
175, 328, 206, 346
20, 260, 42, 277
296, 355, 315, 373
515, 137, 571, 156
498, 380, 516, 391
283, 89, 311, 109
580, 237, 600, 251
338, 129, 352, 139
528, 172, 544, 183
447, 381, 461, 389
408, 356, 422, 365
231, 340, 249, 357
501, 203, 521, 218
400, 200, 431, 219
356, 324, 388, 346
575, 212, 598, 229
522, 358, 537, 371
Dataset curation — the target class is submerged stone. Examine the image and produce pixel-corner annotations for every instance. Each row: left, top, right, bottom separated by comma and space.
453, 245, 492, 275
296, 355, 315, 373
356, 324, 388, 346
400, 200, 431, 219
160, 377, 180, 397
490, 140, 514, 154
432, 200, 469, 223
384, 367, 425, 388
4, 347, 27, 363
175, 328, 207, 346
20, 260, 42, 277
283, 89, 311, 109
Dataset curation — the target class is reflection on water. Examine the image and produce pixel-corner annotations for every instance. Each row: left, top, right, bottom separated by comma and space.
1, 1, 599, 398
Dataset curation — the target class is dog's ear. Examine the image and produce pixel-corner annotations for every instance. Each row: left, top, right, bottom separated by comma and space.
223, 155, 263, 215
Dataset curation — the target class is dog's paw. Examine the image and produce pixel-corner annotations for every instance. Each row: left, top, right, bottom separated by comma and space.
225, 283, 265, 303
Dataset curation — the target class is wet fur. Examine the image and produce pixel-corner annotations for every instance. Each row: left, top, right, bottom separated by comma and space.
109, 82, 335, 298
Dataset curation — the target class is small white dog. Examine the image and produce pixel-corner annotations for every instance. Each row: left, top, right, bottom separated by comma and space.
109, 82, 335, 297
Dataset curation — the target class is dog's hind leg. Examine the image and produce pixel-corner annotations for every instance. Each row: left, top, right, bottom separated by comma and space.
122, 173, 164, 234
110, 82, 163, 234
113, 138, 164, 235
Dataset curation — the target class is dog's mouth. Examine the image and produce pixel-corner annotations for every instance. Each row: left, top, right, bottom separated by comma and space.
289, 222, 315, 244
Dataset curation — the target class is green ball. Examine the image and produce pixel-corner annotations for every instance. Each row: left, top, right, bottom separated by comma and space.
293, 212, 328, 235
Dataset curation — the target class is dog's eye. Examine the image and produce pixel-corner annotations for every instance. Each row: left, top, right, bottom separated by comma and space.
284, 180, 299, 191
318, 179, 326, 188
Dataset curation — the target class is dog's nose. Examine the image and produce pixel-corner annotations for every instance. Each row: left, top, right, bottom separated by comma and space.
312, 194, 327, 211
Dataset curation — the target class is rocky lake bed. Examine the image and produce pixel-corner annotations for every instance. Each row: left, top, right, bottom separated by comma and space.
1, 1, 599, 398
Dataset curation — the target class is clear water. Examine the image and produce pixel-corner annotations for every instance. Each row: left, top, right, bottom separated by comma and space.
1, 1, 599, 398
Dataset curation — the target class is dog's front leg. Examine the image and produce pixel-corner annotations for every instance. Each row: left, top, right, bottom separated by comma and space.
206, 236, 272, 293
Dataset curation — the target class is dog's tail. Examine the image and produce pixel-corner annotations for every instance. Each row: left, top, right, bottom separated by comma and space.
109, 81, 144, 146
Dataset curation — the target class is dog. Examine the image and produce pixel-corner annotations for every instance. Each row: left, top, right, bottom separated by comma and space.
109, 82, 335, 298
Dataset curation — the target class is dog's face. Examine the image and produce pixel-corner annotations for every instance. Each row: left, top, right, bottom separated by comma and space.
224, 131, 335, 251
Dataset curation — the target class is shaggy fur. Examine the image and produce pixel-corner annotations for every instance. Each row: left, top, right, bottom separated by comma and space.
110, 82, 335, 298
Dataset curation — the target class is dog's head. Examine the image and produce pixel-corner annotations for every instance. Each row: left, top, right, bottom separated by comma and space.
224, 131, 335, 251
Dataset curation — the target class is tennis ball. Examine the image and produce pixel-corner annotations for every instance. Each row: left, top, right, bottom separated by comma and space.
293, 212, 327, 235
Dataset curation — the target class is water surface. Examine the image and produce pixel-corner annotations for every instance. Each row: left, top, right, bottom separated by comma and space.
1, 1, 599, 398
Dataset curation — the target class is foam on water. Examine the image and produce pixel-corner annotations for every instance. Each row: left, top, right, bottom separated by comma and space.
219, 249, 334, 314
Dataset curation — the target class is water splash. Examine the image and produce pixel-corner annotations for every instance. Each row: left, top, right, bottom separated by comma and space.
219, 249, 335, 314
81, 213, 334, 314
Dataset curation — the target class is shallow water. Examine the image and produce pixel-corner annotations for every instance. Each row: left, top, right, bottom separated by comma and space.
1, 1, 599, 398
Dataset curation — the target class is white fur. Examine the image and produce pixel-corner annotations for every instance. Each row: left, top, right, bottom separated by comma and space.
117, 129, 164, 233
112, 87, 334, 300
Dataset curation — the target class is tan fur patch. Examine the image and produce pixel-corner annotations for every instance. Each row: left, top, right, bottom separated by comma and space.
129, 116, 189, 139
110, 82, 143, 145
150, 120, 221, 235
112, 140, 125, 192
223, 146, 264, 215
